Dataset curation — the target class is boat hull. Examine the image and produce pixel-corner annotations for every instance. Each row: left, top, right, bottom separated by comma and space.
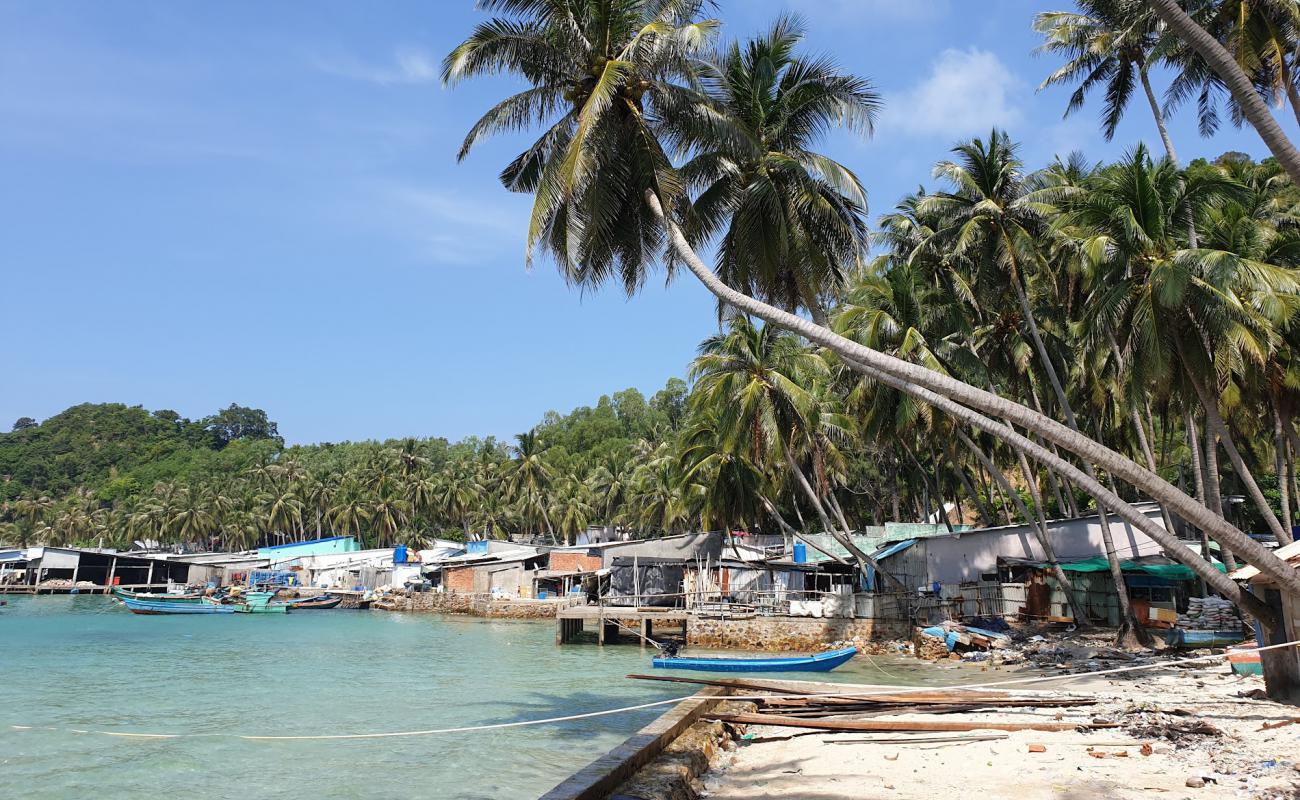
1164, 628, 1249, 649
121, 597, 235, 615
1227, 645, 1263, 676
112, 587, 206, 603
652, 646, 858, 673
288, 595, 342, 610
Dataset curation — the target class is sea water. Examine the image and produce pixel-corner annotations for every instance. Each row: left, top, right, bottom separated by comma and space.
0, 596, 932, 799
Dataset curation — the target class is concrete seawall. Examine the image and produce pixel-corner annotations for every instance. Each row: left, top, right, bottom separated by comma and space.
686, 615, 911, 649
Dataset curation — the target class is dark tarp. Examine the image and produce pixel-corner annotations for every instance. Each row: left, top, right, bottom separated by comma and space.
607, 557, 685, 607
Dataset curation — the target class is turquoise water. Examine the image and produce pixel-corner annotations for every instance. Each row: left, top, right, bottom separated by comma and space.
0, 596, 927, 799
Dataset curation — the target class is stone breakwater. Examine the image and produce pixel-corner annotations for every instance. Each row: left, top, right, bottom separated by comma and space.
686, 616, 911, 651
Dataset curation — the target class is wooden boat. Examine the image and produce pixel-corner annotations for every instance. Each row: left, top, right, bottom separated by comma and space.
121, 596, 235, 615
287, 594, 342, 610
652, 646, 858, 673
1163, 628, 1249, 649
232, 591, 290, 614
112, 586, 206, 603
1227, 645, 1263, 676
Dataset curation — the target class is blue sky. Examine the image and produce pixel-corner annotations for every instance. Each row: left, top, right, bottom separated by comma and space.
2, 0, 1294, 445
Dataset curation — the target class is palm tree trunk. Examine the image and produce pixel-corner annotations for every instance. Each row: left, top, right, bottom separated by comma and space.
957, 432, 1084, 619
1139, 65, 1181, 167
784, 449, 907, 593
1276, 405, 1294, 535
911, 378, 1276, 626
758, 495, 798, 551
1146, 0, 1300, 185
954, 460, 996, 526
1187, 367, 1291, 544
647, 190, 1300, 597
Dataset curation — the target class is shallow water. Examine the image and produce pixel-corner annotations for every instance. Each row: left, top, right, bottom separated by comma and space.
0, 596, 937, 799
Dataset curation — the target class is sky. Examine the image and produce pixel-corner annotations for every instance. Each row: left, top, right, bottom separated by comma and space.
3, 0, 1296, 446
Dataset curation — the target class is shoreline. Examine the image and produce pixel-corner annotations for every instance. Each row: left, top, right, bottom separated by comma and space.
601, 660, 1299, 800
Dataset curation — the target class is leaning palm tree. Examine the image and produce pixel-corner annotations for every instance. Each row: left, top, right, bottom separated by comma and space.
675, 13, 878, 321
447, 3, 1300, 603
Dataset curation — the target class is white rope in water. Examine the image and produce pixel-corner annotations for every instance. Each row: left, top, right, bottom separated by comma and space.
9, 638, 1296, 742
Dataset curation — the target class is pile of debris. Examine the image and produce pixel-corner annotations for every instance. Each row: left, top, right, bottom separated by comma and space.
914, 619, 1013, 660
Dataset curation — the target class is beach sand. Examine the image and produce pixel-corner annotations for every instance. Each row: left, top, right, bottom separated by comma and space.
697, 667, 1300, 799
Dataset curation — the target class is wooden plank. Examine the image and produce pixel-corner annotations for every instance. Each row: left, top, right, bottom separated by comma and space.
625, 675, 1094, 706
707, 712, 1109, 733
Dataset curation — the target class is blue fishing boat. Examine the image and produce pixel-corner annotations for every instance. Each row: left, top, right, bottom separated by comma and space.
121, 596, 235, 615
652, 646, 857, 673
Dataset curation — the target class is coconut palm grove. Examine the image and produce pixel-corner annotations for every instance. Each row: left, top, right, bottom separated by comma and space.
10, 0, 1300, 649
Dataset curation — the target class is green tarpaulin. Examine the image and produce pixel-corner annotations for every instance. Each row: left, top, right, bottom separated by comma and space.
1051, 556, 1227, 580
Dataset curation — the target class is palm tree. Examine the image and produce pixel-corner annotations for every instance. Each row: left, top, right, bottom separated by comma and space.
447, 2, 1300, 598
504, 429, 555, 539
1072, 144, 1298, 545
1036, 1, 1185, 164
1146, 0, 1300, 185
444, 0, 717, 289
1166, 0, 1300, 134
675, 14, 878, 321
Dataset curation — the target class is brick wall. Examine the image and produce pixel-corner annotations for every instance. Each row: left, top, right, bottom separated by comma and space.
548, 552, 603, 573
444, 567, 476, 593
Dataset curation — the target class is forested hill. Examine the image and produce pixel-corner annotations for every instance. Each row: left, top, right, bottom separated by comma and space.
0, 381, 689, 510
0, 403, 285, 502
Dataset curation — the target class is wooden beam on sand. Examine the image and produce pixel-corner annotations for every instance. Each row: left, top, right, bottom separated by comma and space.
626, 674, 1095, 707
706, 712, 1113, 733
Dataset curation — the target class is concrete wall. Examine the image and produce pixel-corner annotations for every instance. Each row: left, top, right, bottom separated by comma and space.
902, 506, 1168, 585
687, 615, 910, 650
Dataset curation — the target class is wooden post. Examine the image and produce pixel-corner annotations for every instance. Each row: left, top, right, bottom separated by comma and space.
640, 618, 649, 648
106, 557, 117, 593
146, 560, 154, 587
1259, 586, 1300, 702
598, 613, 606, 645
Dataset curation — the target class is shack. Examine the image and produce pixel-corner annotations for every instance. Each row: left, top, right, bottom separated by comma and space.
433, 549, 548, 597
547, 532, 723, 573
1230, 540, 1300, 700
605, 556, 686, 606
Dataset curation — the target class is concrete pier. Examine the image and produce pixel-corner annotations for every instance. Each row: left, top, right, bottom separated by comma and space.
555, 605, 689, 645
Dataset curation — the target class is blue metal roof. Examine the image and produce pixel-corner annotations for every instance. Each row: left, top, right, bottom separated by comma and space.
0, 550, 26, 563
865, 538, 918, 590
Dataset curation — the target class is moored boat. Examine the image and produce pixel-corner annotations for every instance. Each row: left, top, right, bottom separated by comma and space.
652, 646, 858, 673
121, 596, 235, 615
231, 591, 291, 614
287, 594, 342, 610
112, 586, 207, 603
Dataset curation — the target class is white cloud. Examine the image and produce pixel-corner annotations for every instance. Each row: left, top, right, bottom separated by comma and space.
882, 48, 1024, 137
313, 47, 439, 85
333, 182, 531, 266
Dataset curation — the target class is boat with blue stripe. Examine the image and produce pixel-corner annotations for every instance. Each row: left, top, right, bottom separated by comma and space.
652, 646, 857, 673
